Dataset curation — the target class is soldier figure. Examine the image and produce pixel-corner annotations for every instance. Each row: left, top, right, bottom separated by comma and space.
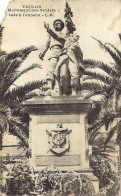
40, 19, 65, 95
40, 3, 84, 95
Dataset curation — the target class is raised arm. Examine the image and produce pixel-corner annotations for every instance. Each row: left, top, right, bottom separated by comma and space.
44, 22, 65, 46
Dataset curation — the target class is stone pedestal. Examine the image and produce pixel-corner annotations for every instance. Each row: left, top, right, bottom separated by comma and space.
23, 96, 99, 193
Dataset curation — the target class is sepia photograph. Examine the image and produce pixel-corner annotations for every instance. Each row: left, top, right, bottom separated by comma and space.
0, 0, 121, 195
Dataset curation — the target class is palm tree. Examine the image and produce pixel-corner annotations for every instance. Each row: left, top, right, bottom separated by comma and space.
0, 25, 44, 149
82, 35, 121, 174
82, 35, 121, 133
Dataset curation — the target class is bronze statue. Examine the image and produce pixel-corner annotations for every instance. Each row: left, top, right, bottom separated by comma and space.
39, 19, 65, 95
40, 3, 84, 96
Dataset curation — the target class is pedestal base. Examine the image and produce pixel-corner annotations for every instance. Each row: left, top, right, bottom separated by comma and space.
24, 96, 99, 193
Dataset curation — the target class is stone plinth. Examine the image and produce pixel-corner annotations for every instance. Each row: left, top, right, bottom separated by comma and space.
23, 96, 99, 192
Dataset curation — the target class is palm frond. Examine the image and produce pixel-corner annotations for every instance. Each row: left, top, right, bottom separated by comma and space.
92, 37, 121, 66
89, 131, 102, 145
0, 161, 8, 172
0, 113, 8, 133
0, 58, 23, 82
0, 46, 37, 79
4, 58, 24, 76
119, 33, 121, 41
13, 63, 42, 80
87, 101, 103, 125
9, 120, 28, 147
105, 145, 115, 151
17, 91, 39, 103
89, 129, 105, 144
88, 117, 106, 133
0, 46, 37, 78
104, 120, 121, 145
0, 60, 25, 94
0, 50, 6, 56
0, 25, 4, 46
105, 43, 121, 59
6, 46, 37, 60
84, 90, 105, 99
4, 81, 44, 104
83, 59, 119, 77
101, 156, 115, 166
84, 69, 113, 85
2, 64, 42, 94
82, 79, 110, 92
102, 149, 115, 153
10, 116, 29, 136
11, 105, 28, 117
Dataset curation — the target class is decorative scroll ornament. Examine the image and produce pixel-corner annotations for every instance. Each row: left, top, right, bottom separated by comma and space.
46, 124, 72, 156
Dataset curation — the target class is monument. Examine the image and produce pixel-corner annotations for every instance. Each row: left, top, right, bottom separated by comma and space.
23, 3, 99, 193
